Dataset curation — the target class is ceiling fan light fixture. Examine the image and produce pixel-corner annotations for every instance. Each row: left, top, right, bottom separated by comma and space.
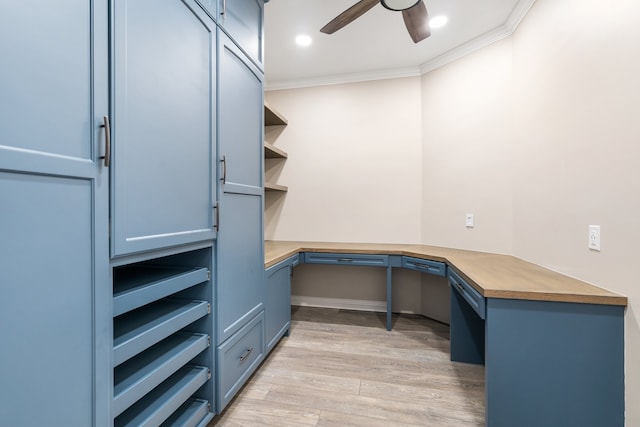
381, 0, 420, 12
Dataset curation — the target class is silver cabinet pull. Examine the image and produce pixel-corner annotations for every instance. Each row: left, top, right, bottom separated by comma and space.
220, 155, 227, 183
239, 347, 253, 362
221, 0, 226, 16
214, 201, 220, 231
100, 115, 111, 167
338, 258, 354, 262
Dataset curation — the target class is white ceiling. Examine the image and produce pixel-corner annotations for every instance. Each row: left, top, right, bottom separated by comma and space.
264, 0, 535, 89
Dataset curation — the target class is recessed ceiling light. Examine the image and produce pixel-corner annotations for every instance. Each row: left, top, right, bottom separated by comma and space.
295, 35, 313, 47
429, 16, 448, 29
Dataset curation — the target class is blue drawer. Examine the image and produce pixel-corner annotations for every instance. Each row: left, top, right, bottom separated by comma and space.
303, 252, 389, 267
290, 253, 300, 267
217, 311, 265, 411
448, 269, 485, 319
401, 256, 447, 277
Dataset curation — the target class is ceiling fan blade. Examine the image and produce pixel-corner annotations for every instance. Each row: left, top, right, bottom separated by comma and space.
320, 0, 380, 34
402, 1, 430, 43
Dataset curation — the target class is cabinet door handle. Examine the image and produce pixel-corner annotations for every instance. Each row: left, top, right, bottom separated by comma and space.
221, 0, 226, 16
338, 258, 354, 262
100, 115, 111, 167
214, 201, 220, 232
220, 155, 227, 184
239, 347, 253, 362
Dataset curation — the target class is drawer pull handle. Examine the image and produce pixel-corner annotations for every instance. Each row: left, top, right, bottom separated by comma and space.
456, 283, 464, 293
415, 264, 432, 270
338, 258, 354, 262
239, 347, 254, 363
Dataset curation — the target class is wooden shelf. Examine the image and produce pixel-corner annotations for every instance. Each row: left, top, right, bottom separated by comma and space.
265, 182, 288, 192
264, 142, 288, 159
264, 103, 288, 126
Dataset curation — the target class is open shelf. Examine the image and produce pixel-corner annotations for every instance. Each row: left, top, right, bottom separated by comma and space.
160, 398, 212, 427
264, 142, 288, 159
114, 365, 210, 427
265, 182, 288, 192
113, 333, 209, 417
113, 266, 209, 317
113, 299, 210, 366
264, 103, 288, 126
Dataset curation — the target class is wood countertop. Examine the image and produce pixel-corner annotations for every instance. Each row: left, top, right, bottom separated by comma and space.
264, 240, 627, 306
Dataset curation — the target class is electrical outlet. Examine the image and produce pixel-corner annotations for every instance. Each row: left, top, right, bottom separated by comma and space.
589, 225, 601, 251
466, 214, 474, 228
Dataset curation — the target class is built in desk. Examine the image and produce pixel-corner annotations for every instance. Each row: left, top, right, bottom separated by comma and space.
265, 240, 627, 427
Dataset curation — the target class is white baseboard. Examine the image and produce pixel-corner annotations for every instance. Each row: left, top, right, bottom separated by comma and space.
291, 296, 387, 313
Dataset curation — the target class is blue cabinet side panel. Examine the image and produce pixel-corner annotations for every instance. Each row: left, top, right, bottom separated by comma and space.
265, 261, 291, 352
485, 298, 624, 427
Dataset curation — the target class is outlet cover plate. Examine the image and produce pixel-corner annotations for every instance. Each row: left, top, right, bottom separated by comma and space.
589, 225, 601, 251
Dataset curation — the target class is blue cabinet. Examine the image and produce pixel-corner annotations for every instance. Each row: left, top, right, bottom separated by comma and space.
214, 28, 265, 412
111, 0, 217, 257
218, 31, 264, 192
215, 30, 265, 345
217, 0, 265, 68
265, 256, 296, 353
0, 1, 111, 425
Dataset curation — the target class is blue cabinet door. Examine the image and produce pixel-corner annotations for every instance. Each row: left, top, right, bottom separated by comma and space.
218, 31, 264, 192
217, 0, 264, 68
111, 0, 217, 257
0, 1, 110, 426
216, 193, 264, 343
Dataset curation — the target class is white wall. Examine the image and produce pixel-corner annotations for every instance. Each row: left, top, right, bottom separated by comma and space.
421, 37, 514, 255
264, 77, 423, 244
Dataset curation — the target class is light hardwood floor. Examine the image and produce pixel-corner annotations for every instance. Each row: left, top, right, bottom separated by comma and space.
210, 306, 485, 426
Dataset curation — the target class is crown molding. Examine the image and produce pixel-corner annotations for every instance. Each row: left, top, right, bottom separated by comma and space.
266, 0, 536, 91
419, 0, 535, 75
265, 66, 422, 91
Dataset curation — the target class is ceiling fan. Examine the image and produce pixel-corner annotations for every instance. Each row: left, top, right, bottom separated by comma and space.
320, 0, 431, 43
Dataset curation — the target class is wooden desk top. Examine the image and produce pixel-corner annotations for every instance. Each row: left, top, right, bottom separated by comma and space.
265, 240, 627, 307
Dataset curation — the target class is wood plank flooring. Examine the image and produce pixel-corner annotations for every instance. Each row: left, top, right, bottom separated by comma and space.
210, 307, 485, 426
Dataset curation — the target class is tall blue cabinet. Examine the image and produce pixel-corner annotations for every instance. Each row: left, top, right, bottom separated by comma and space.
214, 1, 267, 410
0, 0, 267, 425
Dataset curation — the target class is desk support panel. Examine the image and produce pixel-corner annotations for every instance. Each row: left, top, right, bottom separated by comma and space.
485, 298, 624, 427
450, 285, 485, 365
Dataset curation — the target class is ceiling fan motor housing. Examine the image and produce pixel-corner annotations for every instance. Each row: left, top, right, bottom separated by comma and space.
381, 0, 421, 11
